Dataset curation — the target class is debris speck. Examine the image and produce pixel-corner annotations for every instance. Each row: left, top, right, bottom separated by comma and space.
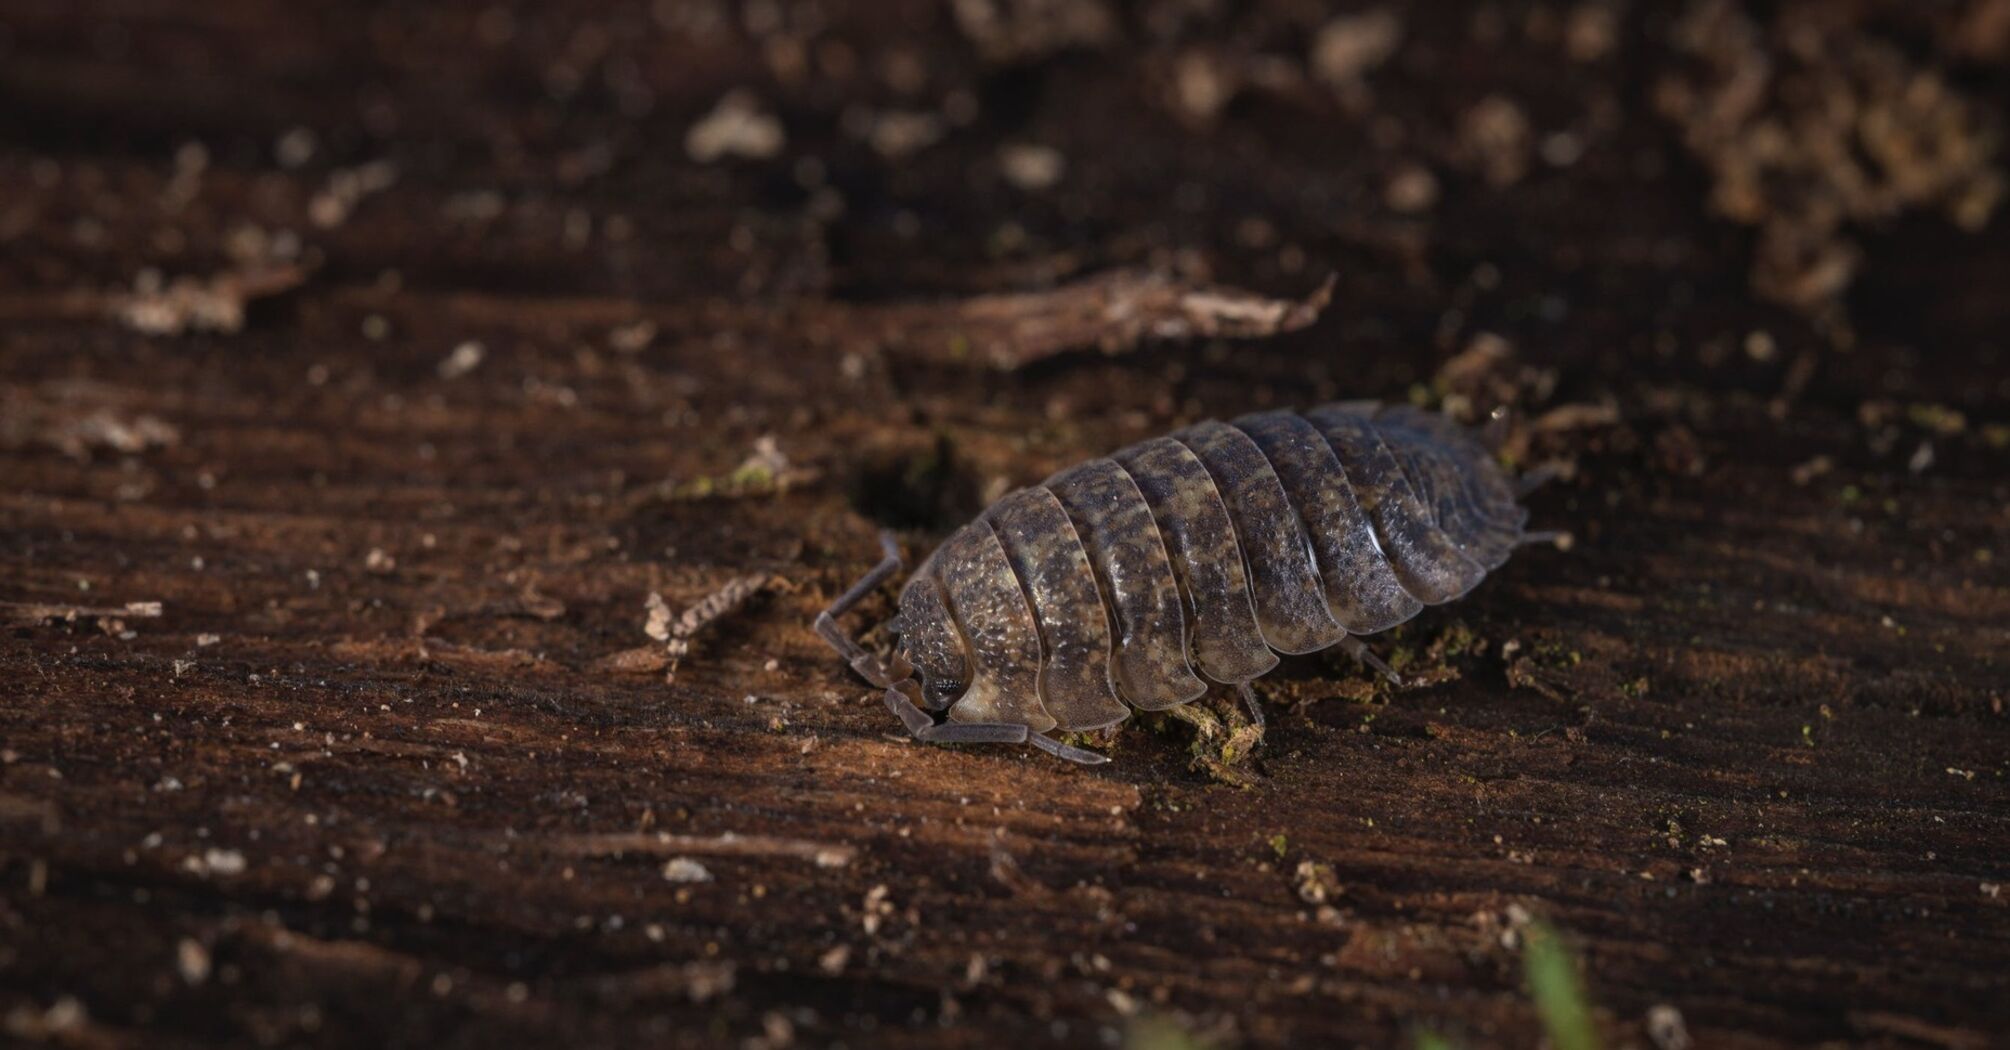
1656, 0, 2004, 312
1293, 860, 1342, 905
176, 938, 211, 985
1459, 95, 1533, 187
998, 143, 1065, 191
185, 848, 246, 878
1171, 50, 1235, 125
951, 0, 1116, 65
4, 996, 87, 1040
860, 109, 945, 159
643, 592, 674, 642
661, 858, 714, 883
309, 160, 398, 229
437, 340, 486, 379
1907, 441, 1934, 474
609, 319, 658, 354
275, 126, 319, 168
1385, 163, 1440, 213
2, 398, 182, 459
1312, 9, 1403, 84
111, 265, 306, 337
1647, 1004, 1692, 1050
685, 90, 785, 163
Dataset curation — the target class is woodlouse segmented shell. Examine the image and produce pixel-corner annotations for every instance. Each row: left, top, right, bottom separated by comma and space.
890, 402, 1531, 735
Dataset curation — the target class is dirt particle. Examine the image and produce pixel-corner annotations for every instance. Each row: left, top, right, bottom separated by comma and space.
644, 592, 674, 642
437, 340, 486, 379
858, 109, 945, 159
860, 884, 894, 934
662, 858, 714, 883
309, 160, 397, 228
999, 143, 1066, 191
1293, 860, 1342, 905
1657, 0, 2004, 313
1172, 49, 1236, 125
111, 265, 306, 337
1385, 163, 1440, 213
1459, 95, 1533, 187
186, 848, 246, 877
609, 319, 657, 354
685, 91, 785, 163
176, 938, 211, 985
274, 126, 318, 168
1565, 4, 1619, 62
1647, 1004, 1693, 1050
1312, 9, 1404, 85
5, 997, 87, 1040
951, 0, 1116, 65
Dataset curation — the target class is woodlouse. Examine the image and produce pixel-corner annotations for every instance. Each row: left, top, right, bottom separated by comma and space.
817, 402, 1559, 764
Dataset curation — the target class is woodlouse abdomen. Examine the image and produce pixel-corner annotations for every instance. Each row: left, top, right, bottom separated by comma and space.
815, 402, 1551, 764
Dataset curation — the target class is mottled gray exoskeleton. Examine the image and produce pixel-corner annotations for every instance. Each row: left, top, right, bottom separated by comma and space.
817, 403, 1559, 764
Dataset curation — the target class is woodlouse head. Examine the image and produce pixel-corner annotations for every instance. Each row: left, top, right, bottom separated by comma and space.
893, 574, 970, 712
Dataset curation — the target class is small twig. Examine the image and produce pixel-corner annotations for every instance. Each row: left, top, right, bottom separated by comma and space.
862, 267, 1336, 369
108, 264, 308, 336
0, 600, 163, 627
645, 574, 780, 683
539, 831, 855, 868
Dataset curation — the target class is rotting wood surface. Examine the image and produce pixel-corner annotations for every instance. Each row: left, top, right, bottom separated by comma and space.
3, 2, 2008, 1048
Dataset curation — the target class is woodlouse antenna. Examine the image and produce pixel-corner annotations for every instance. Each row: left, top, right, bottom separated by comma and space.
1340, 635, 1403, 686
1482, 405, 1514, 450
814, 531, 908, 689
1518, 530, 1574, 550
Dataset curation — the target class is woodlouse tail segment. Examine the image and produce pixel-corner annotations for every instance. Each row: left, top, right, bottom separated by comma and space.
816, 530, 907, 688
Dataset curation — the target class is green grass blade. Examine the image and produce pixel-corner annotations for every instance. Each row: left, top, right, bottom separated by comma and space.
1523, 921, 1598, 1050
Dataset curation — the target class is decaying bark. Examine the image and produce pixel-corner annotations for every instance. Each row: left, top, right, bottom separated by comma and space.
1, 3, 2006, 1049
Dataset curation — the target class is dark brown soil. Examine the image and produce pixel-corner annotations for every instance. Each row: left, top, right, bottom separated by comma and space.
3, 2, 2007, 1048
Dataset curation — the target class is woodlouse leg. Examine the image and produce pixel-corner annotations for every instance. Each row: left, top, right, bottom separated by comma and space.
1515, 464, 1563, 497
920, 723, 1030, 745
884, 685, 1108, 764
884, 682, 937, 735
1339, 636, 1403, 685
816, 531, 904, 688
1234, 681, 1266, 729
1517, 530, 1573, 549
1028, 733, 1111, 765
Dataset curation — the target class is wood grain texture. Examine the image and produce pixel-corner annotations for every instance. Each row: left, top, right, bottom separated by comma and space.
3, 1, 2007, 1048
